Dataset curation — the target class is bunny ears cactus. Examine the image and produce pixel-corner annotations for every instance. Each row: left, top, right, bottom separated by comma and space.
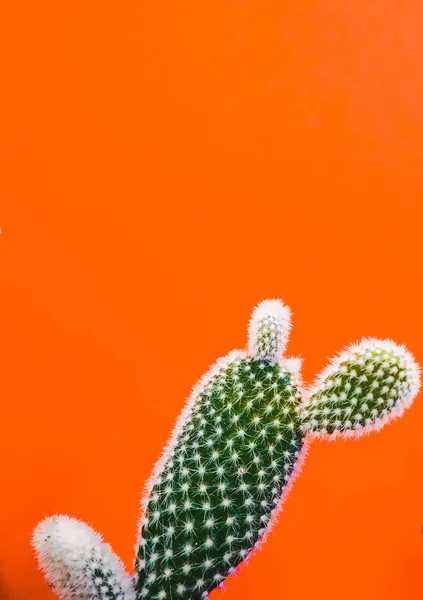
33, 300, 420, 600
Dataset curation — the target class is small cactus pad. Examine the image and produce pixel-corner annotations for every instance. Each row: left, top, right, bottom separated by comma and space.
135, 301, 303, 599
33, 516, 135, 600
300, 339, 420, 438
247, 298, 291, 360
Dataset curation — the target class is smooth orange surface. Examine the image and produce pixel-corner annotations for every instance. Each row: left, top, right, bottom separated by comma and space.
1, 1, 423, 598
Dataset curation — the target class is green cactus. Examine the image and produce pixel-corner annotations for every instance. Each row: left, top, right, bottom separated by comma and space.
33, 300, 420, 600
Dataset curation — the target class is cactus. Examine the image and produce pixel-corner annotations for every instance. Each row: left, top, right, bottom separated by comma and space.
33, 516, 135, 600
33, 300, 420, 600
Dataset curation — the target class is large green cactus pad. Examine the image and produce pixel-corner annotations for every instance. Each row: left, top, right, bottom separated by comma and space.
135, 352, 303, 599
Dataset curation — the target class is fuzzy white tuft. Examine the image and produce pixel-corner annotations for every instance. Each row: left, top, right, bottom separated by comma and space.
247, 299, 292, 361
33, 515, 135, 600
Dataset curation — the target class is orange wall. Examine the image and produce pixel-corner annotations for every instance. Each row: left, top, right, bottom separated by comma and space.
1, 1, 423, 599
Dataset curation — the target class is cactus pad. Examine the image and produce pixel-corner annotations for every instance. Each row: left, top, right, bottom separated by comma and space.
135, 353, 302, 598
300, 339, 420, 438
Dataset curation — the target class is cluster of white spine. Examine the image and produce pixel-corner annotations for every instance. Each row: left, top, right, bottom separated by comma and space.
33, 516, 135, 600
300, 338, 421, 439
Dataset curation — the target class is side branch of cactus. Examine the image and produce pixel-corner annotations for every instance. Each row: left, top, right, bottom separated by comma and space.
33, 516, 135, 600
300, 338, 420, 439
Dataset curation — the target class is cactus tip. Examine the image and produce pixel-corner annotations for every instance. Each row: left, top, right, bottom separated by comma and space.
247, 298, 292, 360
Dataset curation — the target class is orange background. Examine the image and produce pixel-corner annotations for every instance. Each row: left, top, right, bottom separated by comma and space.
1, 1, 423, 599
